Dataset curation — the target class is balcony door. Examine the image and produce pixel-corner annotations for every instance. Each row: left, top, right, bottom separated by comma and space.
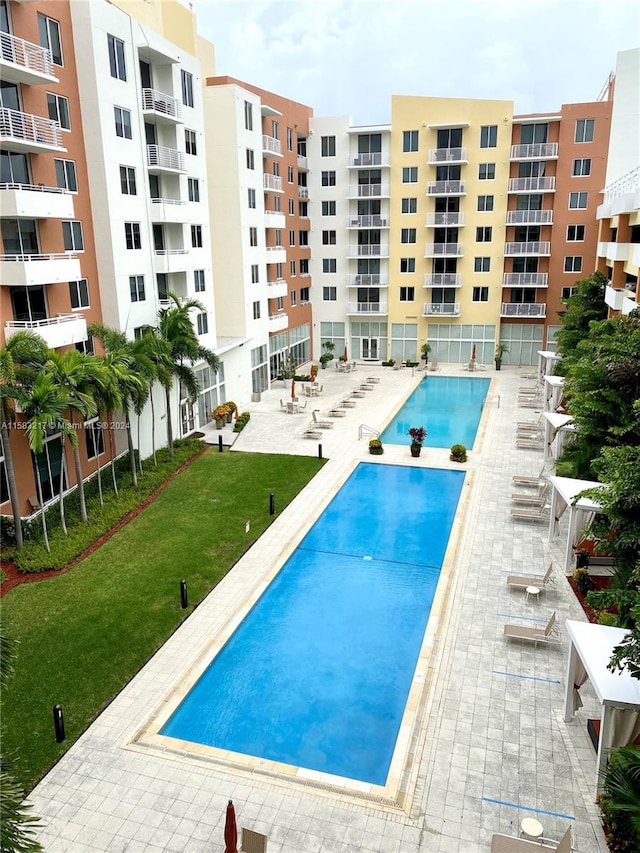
357, 287, 379, 312
362, 337, 379, 360
10, 285, 47, 322
2, 218, 38, 254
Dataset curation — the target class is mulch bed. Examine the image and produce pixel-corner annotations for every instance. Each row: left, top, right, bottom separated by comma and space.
566, 574, 613, 622
0, 447, 206, 597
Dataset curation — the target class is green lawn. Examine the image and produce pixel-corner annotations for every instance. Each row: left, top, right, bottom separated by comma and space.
1, 449, 325, 791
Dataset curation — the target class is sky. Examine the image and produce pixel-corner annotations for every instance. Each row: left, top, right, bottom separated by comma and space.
189, 0, 639, 124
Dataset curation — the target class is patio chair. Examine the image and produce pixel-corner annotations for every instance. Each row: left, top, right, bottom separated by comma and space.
428, 358, 440, 372
366, 376, 380, 383
519, 398, 542, 409
516, 436, 543, 449
339, 397, 357, 407
327, 408, 346, 417
512, 482, 548, 505
300, 427, 322, 440
512, 469, 546, 487
491, 826, 572, 852
504, 611, 559, 644
506, 563, 555, 591
311, 410, 333, 429
511, 505, 550, 523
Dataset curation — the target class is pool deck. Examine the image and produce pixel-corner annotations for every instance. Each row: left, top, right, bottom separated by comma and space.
28, 362, 609, 853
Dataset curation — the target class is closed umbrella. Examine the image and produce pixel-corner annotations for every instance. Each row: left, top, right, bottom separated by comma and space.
224, 800, 238, 853
471, 343, 477, 361
343, 345, 348, 361
291, 378, 296, 400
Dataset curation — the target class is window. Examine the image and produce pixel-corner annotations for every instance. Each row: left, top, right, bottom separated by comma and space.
402, 166, 418, 183
271, 121, 279, 139
322, 230, 336, 245
119, 166, 136, 195
273, 162, 280, 177
84, 418, 104, 460
247, 188, 256, 209
188, 178, 200, 202
322, 259, 337, 273
322, 200, 336, 216
477, 194, 494, 212
290, 291, 297, 307
567, 225, 585, 242
575, 119, 594, 143
572, 158, 591, 176
251, 264, 259, 283
562, 286, 576, 300
299, 259, 309, 275
114, 106, 132, 139
107, 34, 125, 80
299, 201, 308, 217
62, 220, 83, 251
180, 69, 194, 107
288, 229, 295, 246
124, 222, 141, 250
300, 287, 309, 303
569, 192, 588, 209
129, 275, 145, 302
288, 198, 295, 215
38, 14, 63, 65
399, 286, 415, 301
194, 269, 205, 292
564, 256, 583, 272
321, 171, 336, 186
275, 263, 283, 277
246, 149, 255, 170
196, 312, 208, 335
185, 129, 197, 155
274, 229, 282, 247
249, 227, 258, 247
191, 225, 202, 247
287, 127, 293, 151
474, 257, 490, 272
69, 278, 89, 309
401, 198, 417, 214
402, 130, 418, 152
480, 125, 497, 148
400, 258, 415, 273
401, 228, 416, 244
55, 159, 77, 192
479, 163, 495, 180
290, 260, 296, 275
472, 287, 489, 302
323, 287, 337, 301
475, 227, 492, 242
244, 100, 253, 131
287, 165, 294, 183
520, 123, 548, 144
252, 301, 260, 320
47, 93, 70, 130
299, 230, 309, 246
321, 136, 336, 156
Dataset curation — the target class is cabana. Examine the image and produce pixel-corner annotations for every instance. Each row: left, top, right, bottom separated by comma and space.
542, 412, 575, 461
563, 621, 640, 800
543, 374, 565, 412
537, 350, 561, 383
547, 476, 605, 572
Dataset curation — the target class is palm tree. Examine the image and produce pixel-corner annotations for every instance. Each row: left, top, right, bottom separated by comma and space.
0, 332, 49, 550
133, 330, 172, 468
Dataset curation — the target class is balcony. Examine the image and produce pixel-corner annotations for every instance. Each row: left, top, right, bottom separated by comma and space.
425, 212, 464, 227
268, 312, 288, 333
347, 244, 389, 258
502, 273, 548, 288
500, 303, 546, 317
347, 184, 390, 198
506, 209, 553, 225
427, 180, 465, 196
298, 186, 309, 199
263, 174, 283, 193
0, 252, 81, 287
508, 176, 556, 193
262, 135, 282, 157
0, 32, 58, 85
265, 246, 287, 264
510, 142, 558, 160
347, 274, 389, 286
141, 88, 182, 124
4, 314, 87, 349
598, 241, 632, 263
424, 243, 463, 257
297, 154, 308, 170
424, 273, 462, 288
0, 107, 64, 153
504, 241, 550, 256
0, 183, 74, 219
347, 215, 389, 228
348, 152, 388, 168
150, 198, 188, 224
605, 285, 630, 312
427, 147, 468, 164
346, 301, 388, 315
146, 144, 186, 174
267, 278, 288, 299
423, 302, 460, 316
264, 210, 286, 229
153, 249, 189, 273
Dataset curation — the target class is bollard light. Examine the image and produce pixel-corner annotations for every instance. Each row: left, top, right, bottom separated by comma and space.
53, 704, 65, 743
269, 492, 275, 516
180, 579, 188, 609
318, 443, 323, 459
218, 435, 223, 452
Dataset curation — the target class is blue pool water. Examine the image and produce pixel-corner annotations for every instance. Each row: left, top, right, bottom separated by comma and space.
380, 375, 490, 448
160, 463, 465, 785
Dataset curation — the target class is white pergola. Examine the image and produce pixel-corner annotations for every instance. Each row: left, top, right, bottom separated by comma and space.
564, 621, 640, 799
537, 350, 561, 383
542, 412, 575, 461
548, 476, 604, 571
543, 374, 565, 412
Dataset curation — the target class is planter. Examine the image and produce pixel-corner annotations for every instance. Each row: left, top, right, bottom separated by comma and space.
215, 418, 224, 430
495, 360, 502, 371
410, 443, 422, 458
226, 413, 233, 424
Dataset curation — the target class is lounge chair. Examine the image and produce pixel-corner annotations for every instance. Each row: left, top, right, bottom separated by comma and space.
311, 411, 333, 429
512, 483, 548, 505
300, 427, 322, 440
326, 408, 346, 417
506, 563, 555, 591
339, 397, 357, 407
504, 611, 559, 644
366, 376, 380, 383
491, 826, 572, 852
511, 505, 549, 522
512, 470, 546, 487
428, 358, 440, 372
520, 398, 542, 409
516, 436, 543, 449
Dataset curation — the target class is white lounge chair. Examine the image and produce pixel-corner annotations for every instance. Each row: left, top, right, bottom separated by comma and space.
511, 505, 549, 523
300, 427, 322, 440
311, 410, 333, 429
506, 563, 555, 591
326, 408, 346, 417
491, 826, 572, 852
512, 469, 546, 487
504, 611, 559, 644
516, 436, 543, 449
512, 482, 548, 505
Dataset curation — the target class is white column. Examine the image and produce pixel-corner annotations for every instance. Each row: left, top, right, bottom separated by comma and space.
563, 641, 579, 722
548, 484, 559, 542
565, 507, 579, 572
595, 704, 611, 800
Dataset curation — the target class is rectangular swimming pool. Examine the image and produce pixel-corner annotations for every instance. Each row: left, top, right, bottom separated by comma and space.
160, 463, 465, 786
380, 375, 490, 448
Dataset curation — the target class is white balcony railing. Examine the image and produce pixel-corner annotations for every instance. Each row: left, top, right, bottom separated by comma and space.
504, 241, 550, 256
146, 144, 185, 172
346, 302, 388, 314
262, 135, 282, 156
268, 312, 288, 332
267, 279, 288, 299
348, 184, 389, 198
349, 152, 386, 167
424, 243, 463, 257
297, 154, 308, 170
0, 252, 81, 287
502, 273, 548, 287
424, 273, 462, 288
263, 174, 283, 192
423, 302, 460, 316
141, 88, 182, 121
4, 313, 87, 349
427, 147, 467, 163
427, 180, 465, 196
508, 176, 556, 193
425, 212, 464, 227
0, 107, 63, 150
347, 244, 388, 257
347, 215, 389, 228
264, 210, 286, 228
347, 274, 389, 286
506, 209, 553, 225
0, 31, 56, 80
500, 302, 546, 317
298, 185, 309, 199
0, 182, 74, 219
510, 142, 558, 160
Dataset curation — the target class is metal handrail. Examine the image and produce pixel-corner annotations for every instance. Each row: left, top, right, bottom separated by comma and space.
358, 424, 380, 440
0, 106, 63, 147
0, 182, 67, 194
0, 31, 54, 76
1, 252, 77, 262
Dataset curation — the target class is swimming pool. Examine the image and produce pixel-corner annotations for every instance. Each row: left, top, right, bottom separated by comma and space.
380, 375, 490, 448
159, 463, 465, 786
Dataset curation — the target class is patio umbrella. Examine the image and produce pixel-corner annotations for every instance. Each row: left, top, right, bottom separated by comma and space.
224, 799, 238, 853
291, 378, 296, 400
343, 345, 348, 361
471, 343, 477, 361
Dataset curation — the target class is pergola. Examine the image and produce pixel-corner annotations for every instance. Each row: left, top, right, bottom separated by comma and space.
547, 476, 604, 571
537, 350, 561, 383
542, 412, 575, 461
563, 620, 640, 799
543, 374, 565, 412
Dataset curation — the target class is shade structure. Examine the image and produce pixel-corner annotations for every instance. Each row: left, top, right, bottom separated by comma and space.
542, 412, 574, 460
547, 476, 604, 571
224, 799, 238, 853
291, 378, 296, 400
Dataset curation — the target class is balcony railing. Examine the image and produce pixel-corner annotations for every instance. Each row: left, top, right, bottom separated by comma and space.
348, 184, 389, 198
347, 274, 388, 286
504, 241, 550, 256
154, 249, 188, 257
0, 31, 56, 80
349, 152, 386, 167
347, 215, 389, 228
262, 135, 282, 156
4, 313, 87, 349
427, 180, 465, 196
264, 210, 286, 228
267, 278, 288, 298
508, 176, 556, 193
0, 182, 74, 219
146, 144, 185, 172
427, 147, 467, 164
506, 209, 553, 225
425, 212, 464, 227
0, 252, 81, 287
141, 88, 182, 121
297, 154, 308, 170
424, 273, 462, 288
268, 312, 288, 332
346, 302, 388, 314
500, 302, 546, 317
502, 273, 548, 287
510, 142, 558, 160
263, 174, 283, 192
298, 185, 309, 199
424, 243, 463, 257
0, 107, 63, 149
423, 302, 460, 316
347, 244, 388, 257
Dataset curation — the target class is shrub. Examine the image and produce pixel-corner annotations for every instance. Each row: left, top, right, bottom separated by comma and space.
381, 359, 395, 367
450, 444, 467, 463
599, 745, 640, 853
405, 360, 419, 367
233, 412, 251, 433
572, 567, 595, 595
408, 426, 427, 446
368, 439, 384, 455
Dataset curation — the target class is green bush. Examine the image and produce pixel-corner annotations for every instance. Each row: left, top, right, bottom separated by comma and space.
233, 412, 251, 432
450, 444, 467, 463
368, 439, 384, 455
381, 359, 395, 367
572, 567, 595, 596
599, 745, 640, 853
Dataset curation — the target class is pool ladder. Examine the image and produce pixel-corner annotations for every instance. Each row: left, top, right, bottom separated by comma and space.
358, 424, 380, 440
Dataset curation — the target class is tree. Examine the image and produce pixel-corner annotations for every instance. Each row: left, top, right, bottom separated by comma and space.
555, 270, 609, 366
0, 332, 49, 549
608, 627, 640, 680
132, 330, 172, 468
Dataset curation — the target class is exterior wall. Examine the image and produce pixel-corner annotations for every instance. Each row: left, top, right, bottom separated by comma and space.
603, 48, 640, 186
